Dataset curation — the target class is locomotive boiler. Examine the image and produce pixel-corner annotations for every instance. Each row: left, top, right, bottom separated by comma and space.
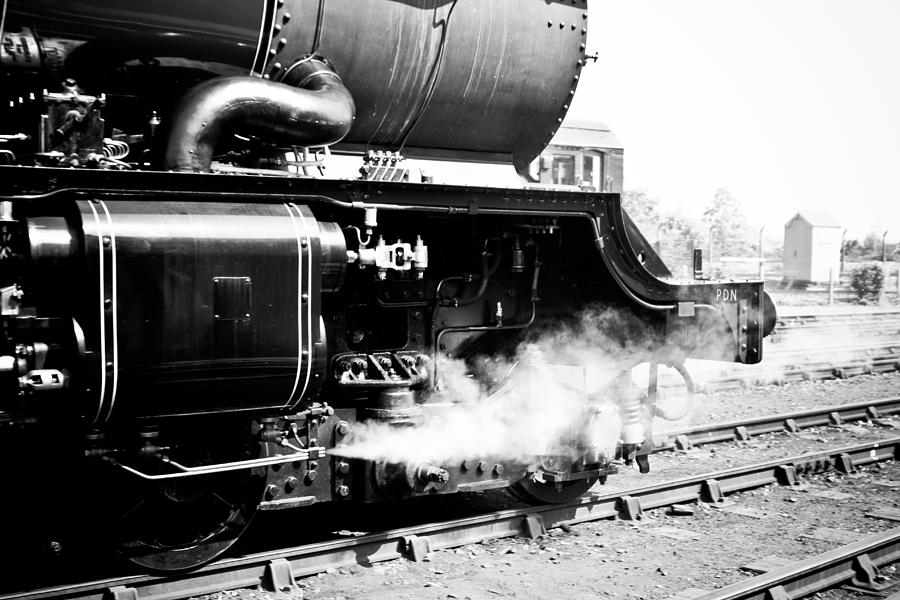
0, 0, 776, 574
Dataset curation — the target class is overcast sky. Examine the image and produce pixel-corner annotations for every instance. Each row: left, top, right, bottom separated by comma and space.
568, 1, 900, 241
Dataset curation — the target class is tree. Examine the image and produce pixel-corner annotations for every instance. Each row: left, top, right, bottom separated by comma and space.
862, 231, 881, 257
657, 213, 701, 273
848, 263, 884, 304
702, 188, 756, 260
843, 239, 863, 261
845, 232, 890, 262
621, 189, 660, 235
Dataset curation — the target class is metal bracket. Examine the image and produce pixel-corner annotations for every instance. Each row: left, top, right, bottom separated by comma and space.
107, 586, 139, 600
522, 514, 546, 540
783, 418, 799, 433
402, 535, 432, 561
851, 553, 889, 591
703, 479, 725, 504
537, 465, 617, 483
776, 464, 798, 487
456, 479, 510, 492
734, 425, 751, 441
618, 495, 643, 520
836, 453, 855, 474
674, 434, 692, 451
765, 585, 790, 600
259, 495, 317, 511
829, 411, 843, 426
1, 285, 23, 316
263, 558, 297, 594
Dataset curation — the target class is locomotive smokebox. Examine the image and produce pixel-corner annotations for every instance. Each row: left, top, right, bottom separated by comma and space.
2, 0, 590, 170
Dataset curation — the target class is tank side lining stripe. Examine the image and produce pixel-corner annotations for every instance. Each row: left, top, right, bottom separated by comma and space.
294, 204, 314, 407
85, 202, 107, 424
98, 201, 119, 421
251, 0, 277, 76
284, 204, 305, 408
0, 0, 8, 42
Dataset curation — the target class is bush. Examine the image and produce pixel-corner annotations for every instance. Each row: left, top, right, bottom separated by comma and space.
848, 263, 885, 303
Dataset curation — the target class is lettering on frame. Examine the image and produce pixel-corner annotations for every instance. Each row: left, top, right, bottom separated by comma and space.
715, 288, 738, 302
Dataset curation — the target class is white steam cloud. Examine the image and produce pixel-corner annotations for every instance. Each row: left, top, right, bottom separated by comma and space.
332, 307, 659, 466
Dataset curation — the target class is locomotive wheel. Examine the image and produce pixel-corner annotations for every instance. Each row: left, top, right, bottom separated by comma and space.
110, 453, 264, 573
507, 456, 599, 505
114, 469, 260, 572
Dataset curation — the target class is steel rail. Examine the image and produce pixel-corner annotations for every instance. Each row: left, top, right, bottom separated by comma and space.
691, 527, 900, 600
5, 437, 898, 600
774, 323, 900, 338
652, 396, 900, 452
776, 310, 900, 326
767, 341, 900, 357
689, 344, 900, 393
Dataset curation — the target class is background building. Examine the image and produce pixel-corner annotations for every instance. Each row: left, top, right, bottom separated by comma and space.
783, 211, 842, 283
525, 122, 624, 192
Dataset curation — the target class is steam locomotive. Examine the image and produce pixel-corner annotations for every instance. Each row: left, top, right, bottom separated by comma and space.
0, 0, 776, 574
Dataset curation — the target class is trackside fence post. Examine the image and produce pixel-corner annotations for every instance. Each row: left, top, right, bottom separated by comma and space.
828, 268, 834, 306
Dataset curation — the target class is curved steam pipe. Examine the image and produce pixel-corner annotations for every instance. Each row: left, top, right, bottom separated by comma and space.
163, 56, 355, 172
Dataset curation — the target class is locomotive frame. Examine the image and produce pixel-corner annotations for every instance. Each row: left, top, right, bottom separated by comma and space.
0, 0, 776, 576
0, 165, 774, 572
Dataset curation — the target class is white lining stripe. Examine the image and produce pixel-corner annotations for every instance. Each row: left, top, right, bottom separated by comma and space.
284, 204, 306, 408
294, 205, 314, 407
0, 0, 8, 44
250, 0, 277, 77
85, 202, 107, 424
98, 201, 119, 421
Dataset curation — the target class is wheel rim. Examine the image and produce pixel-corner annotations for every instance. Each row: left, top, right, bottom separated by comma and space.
115, 470, 260, 572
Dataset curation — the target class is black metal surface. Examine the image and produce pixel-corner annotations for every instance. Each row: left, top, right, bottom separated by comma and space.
0, 0, 785, 579
0, 166, 770, 371
4, 0, 262, 72
163, 58, 355, 172
598, 192, 770, 364
19, 198, 334, 422
3, 0, 588, 168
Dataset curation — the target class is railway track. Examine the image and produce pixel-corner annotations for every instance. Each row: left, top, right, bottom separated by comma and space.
652, 396, 900, 453
688, 526, 900, 600
6, 399, 898, 600
683, 341, 900, 394
630, 307, 900, 397
774, 310, 900, 335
